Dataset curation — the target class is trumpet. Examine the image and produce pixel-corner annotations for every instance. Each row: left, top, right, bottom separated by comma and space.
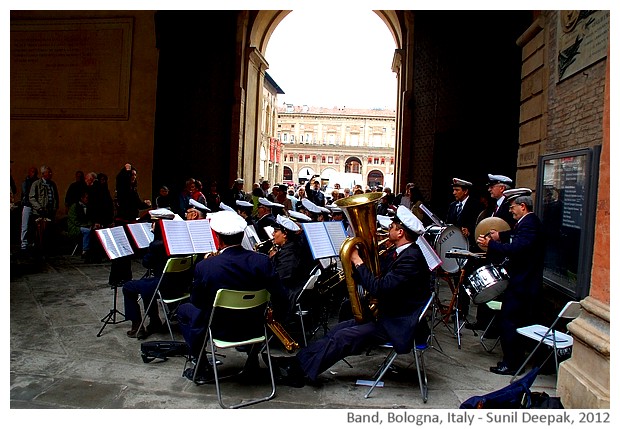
265, 307, 299, 352
254, 238, 276, 255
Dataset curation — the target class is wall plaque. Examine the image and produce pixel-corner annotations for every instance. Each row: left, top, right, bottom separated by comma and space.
557, 10, 609, 82
11, 18, 133, 119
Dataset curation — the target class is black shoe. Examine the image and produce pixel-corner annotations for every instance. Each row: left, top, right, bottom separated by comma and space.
490, 362, 517, 376
146, 320, 166, 334
266, 355, 306, 388
136, 328, 152, 340
465, 322, 483, 331
183, 366, 215, 385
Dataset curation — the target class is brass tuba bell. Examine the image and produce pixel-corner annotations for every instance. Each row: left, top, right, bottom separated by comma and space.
334, 192, 384, 323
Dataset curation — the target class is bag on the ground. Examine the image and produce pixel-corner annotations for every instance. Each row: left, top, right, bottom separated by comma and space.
460, 367, 540, 409
140, 340, 189, 363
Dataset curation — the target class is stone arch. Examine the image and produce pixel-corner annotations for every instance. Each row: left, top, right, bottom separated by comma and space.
244, 10, 408, 186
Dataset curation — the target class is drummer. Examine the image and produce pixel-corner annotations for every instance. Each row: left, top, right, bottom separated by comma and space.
476, 188, 544, 376
445, 178, 482, 318
446, 178, 481, 250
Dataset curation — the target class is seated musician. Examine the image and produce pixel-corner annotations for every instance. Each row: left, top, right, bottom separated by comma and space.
269, 215, 316, 320
122, 208, 180, 339
176, 210, 290, 384
269, 206, 432, 387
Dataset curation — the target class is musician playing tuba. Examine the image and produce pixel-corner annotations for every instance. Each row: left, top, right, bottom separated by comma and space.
268, 206, 432, 387
176, 210, 293, 384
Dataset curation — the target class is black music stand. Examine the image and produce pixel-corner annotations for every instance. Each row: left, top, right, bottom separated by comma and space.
97, 281, 129, 337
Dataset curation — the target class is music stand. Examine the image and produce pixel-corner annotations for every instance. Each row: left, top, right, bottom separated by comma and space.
97, 280, 129, 337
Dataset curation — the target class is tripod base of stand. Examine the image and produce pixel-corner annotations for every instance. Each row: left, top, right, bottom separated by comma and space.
97, 282, 130, 337
97, 309, 128, 337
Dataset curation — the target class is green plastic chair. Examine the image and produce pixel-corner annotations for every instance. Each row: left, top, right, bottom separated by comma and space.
194, 288, 276, 408
138, 255, 194, 340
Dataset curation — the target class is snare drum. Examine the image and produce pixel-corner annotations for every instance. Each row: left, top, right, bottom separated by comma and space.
424, 225, 468, 273
465, 264, 509, 304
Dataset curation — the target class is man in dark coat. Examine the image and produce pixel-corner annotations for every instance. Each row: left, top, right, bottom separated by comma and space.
477, 188, 544, 375
177, 210, 288, 383
269, 206, 432, 387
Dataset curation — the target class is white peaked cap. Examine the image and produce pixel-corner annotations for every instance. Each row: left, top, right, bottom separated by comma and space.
208, 210, 247, 235
503, 187, 532, 201
149, 208, 176, 220
276, 214, 300, 232
301, 198, 321, 214
395, 205, 425, 235
189, 198, 210, 212
288, 210, 312, 222
219, 202, 235, 212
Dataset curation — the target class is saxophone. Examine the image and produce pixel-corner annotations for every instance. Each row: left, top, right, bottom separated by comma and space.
265, 307, 300, 352
334, 192, 384, 323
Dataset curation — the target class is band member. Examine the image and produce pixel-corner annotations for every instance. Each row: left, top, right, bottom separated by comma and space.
476, 188, 544, 375
270, 215, 316, 318
176, 210, 289, 384
487, 174, 516, 229
268, 206, 431, 387
255, 197, 278, 243
446, 178, 481, 249
300, 198, 322, 222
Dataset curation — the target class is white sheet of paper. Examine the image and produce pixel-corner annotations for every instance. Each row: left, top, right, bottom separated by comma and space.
127, 223, 154, 249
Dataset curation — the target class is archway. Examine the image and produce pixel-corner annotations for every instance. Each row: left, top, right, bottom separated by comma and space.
283, 165, 293, 183
345, 156, 363, 174
367, 170, 384, 189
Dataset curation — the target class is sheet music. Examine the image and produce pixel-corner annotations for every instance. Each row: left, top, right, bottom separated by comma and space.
324, 221, 347, 254
242, 225, 260, 251
126, 222, 154, 249
187, 220, 218, 254
161, 220, 195, 255
416, 235, 443, 271
264, 225, 274, 240
95, 226, 134, 260
418, 203, 445, 227
302, 222, 338, 259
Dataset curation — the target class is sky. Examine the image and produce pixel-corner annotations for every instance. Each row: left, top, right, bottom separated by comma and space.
265, 8, 397, 110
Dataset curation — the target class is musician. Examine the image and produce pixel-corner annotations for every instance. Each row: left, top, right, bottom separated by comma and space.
254, 197, 278, 243
329, 205, 352, 236
445, 178, 482, 317
186, 198, 209, 220
270, 215, 316, 318
487, 174, 517, 229
477, 188, 544, 376
269, 206, 431, 387
465, 174, 516, 332
235, 199, 256, 226
177, 210, 289, 384
300, 198, 322, 222
121, 209, 178, 339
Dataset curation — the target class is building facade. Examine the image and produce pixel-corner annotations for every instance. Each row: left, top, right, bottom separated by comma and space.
276, 105, 397, 189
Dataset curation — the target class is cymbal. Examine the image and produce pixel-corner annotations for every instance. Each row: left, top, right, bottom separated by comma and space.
475, 217, 511, 251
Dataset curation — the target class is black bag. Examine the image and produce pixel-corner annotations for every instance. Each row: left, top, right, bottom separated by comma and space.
140, 341, 189, 363
460, 367, 540, 409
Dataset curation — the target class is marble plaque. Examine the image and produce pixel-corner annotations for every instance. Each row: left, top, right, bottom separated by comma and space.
11, 18, 133, 119
557, 11, 609, 82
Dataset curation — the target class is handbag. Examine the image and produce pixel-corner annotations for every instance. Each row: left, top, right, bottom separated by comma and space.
140, 340, 189, 363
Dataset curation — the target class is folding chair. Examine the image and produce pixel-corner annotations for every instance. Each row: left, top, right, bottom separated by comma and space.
510, 300, 581, 383
137, 255, 194, 341
294, 266, 321, 346
364, 291, 435, 403
480, 300, 502, 353
194, 288, 276, 409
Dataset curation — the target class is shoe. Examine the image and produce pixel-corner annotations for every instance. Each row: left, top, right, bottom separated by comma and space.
490, 362, 517, 376
146, 320, 166, 334
136, 328, 151, 340
183, 367, 215, 385
267, 355, 306, 388
465, 322, 483, 331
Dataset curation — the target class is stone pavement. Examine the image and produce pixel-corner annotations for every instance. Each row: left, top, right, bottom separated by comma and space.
9, 249, 559, 413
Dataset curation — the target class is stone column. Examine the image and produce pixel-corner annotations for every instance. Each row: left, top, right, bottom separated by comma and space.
556, 48, 610, 408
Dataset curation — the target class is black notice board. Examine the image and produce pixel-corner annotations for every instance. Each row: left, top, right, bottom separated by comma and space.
536, 146, 601, 299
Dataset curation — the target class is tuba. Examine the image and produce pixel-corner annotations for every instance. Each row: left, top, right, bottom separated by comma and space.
334, 192, 384, 323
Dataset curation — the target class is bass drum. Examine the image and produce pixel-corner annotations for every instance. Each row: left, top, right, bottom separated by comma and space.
424, 225, 468, 273
465, 264, 509, 304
